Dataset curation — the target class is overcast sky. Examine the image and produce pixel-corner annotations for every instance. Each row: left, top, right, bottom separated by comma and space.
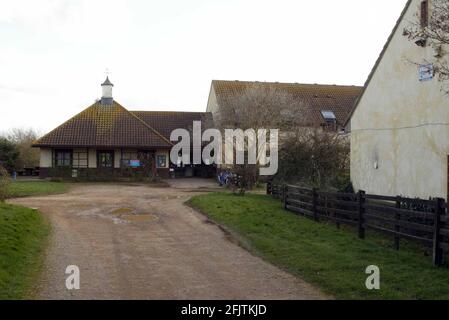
0, 0, 408, 133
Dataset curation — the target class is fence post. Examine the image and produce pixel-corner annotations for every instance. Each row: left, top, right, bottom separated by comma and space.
283, 185, 288, 210
312, 188, 318, 221
267, 182, 272, 195
433, 197, 444, 266
358, 190, 366, 239
394, 196, 401, 250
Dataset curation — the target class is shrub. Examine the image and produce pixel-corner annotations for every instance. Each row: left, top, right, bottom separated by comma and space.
332, 171, 353, 193
6, 128, 41, 169
0, 138, 19, 173
275, 129, 350, 190
0, 165, 11, 201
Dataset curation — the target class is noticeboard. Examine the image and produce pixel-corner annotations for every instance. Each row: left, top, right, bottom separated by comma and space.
419, 63, 434, 82
130, 160, 141, 167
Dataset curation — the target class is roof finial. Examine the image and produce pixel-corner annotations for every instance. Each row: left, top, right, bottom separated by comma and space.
101, 69, 113, 105
101, 68, 113, 86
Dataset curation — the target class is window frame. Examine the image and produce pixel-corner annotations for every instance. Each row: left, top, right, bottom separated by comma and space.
54, 149, 72, 168
97, 151, 115, 168
156, 154, 167, 168
121, 150, 139, 168
72, 148, 88, 168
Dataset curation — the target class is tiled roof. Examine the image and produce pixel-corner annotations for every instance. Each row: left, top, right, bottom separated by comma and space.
34, 101, 174, 148
211, 80, 362, 127
131, 111, 213, 139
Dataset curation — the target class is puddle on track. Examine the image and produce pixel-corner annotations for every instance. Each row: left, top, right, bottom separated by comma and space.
75, 206, 158, 224
111, 208, 134, 215
120, 214, 157, 222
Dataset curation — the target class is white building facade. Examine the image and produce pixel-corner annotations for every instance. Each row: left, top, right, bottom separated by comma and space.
348, 0, 449, 199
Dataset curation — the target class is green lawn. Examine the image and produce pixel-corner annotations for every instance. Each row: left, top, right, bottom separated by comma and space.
7, 181, 70, 199
188, 192, 449, 300
0, 202, 50, 299
0, 180, 67, 298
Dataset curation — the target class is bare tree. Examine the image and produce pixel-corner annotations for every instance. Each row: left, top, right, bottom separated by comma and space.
0, 165, 11, 202
276, 128, 350, 191
6, 128, 41, 169
215, 83, 309, 192
404, 0, 449, 92
216, 83, 310, 130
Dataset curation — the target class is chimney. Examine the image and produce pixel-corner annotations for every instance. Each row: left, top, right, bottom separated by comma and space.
101, 77, 114, 105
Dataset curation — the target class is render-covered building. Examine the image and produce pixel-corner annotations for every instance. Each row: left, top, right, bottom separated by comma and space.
347, 0, 449, 199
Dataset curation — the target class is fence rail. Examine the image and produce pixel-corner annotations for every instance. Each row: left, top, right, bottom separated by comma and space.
266, 182, 449, 266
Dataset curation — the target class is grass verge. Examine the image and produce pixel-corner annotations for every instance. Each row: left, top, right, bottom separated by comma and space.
0, 202, 50, 299
188, 192, 449, 300
7, 181, 70, 199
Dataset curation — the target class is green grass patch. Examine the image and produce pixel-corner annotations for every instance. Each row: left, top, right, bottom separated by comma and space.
0, 202, 50, 299
7, 181, 70, 199
188, 192, 449, 300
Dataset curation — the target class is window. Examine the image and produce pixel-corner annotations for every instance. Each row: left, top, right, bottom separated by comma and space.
321, 110, 336, 122
156, 154, 167, 168
98, 151, 114, 168
72, 149, 88, 168
421, 0, 429, 28
121, 150, 138, 167
54, 150, 72, 167
321, 110, 337, 131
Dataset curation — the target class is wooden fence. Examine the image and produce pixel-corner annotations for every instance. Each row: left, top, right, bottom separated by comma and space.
267, 182, 449, 266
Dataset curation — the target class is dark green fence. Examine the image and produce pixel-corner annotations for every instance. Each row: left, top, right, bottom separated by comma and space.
267, 182, 449, 266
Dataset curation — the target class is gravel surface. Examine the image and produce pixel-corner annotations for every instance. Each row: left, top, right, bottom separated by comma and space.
8, 179, 328, 300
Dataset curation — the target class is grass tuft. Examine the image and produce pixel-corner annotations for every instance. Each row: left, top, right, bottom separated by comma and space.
0, 203, 50, 299
189, 192, 449, 300
6, 181, 69, 199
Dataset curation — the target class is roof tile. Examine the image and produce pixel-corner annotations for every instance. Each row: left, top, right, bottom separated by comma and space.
212, 80, 362, 127
34, 101, 174, 148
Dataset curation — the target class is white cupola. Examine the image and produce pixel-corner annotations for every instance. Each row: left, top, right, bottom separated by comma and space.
101, 77, 114, 105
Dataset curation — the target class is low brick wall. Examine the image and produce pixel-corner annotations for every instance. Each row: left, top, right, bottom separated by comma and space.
44, 167, 159, 182
41, 165, 216, 181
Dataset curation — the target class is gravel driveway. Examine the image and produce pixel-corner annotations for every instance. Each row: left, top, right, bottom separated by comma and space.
9, 179, 327, 300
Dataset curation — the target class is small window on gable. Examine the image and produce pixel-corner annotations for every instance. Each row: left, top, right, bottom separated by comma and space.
421, 0, 429, 28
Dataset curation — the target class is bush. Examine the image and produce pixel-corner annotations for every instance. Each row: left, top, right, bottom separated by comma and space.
275, 129, 350, 190
229, 164, 258, 195
6, 128, 40, 169
331, 171, 353, 193
0, 138, 19, 173
0, 166, 11, 201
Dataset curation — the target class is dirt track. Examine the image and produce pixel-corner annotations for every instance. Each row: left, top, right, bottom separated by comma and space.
9, 179, 327, 300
